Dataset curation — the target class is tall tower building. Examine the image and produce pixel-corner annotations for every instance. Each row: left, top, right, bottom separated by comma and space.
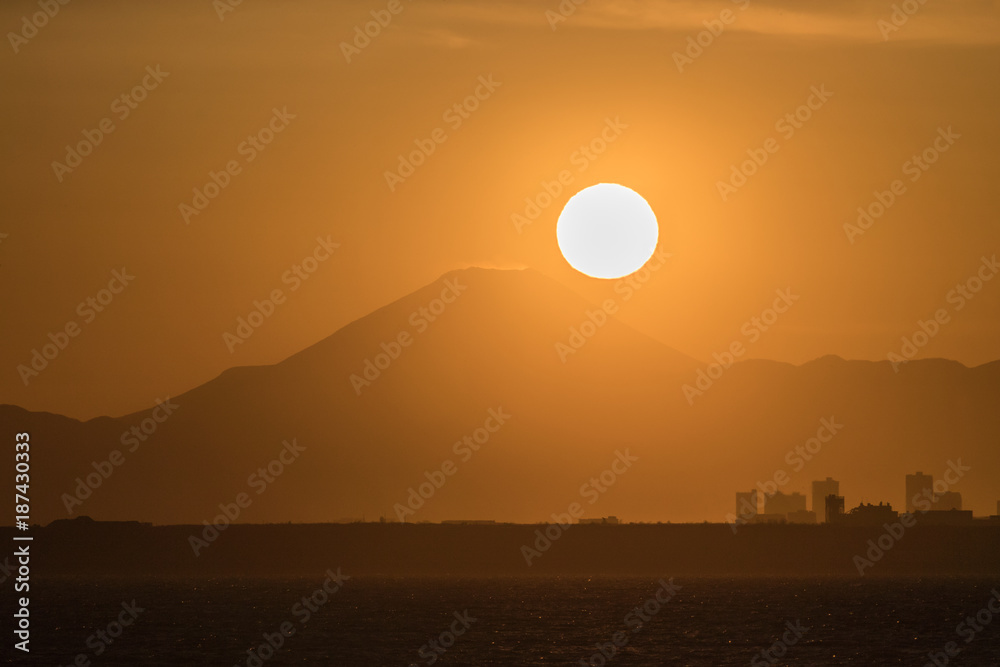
825, 494, 845, 523
812, 478, 839, 522
906, 471, 933, 514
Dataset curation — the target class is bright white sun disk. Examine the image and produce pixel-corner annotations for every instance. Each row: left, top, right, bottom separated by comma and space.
556, 183, 659, 279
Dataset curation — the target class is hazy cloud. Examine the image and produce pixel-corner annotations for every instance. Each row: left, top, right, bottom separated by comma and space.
406, 0, 1000, 44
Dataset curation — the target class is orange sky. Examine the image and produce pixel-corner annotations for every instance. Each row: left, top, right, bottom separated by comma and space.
1, 0, 998, 420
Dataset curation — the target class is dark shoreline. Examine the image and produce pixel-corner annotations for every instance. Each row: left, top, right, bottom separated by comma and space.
8, 521, 1000, 576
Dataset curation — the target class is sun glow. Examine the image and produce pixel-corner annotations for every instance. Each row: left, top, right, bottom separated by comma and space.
556, 183, 659, 279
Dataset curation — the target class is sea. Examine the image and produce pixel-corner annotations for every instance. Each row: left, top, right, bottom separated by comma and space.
20, 575, 1000, 666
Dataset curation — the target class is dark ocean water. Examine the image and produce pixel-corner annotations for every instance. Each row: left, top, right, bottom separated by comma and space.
18, 575, 1000, 666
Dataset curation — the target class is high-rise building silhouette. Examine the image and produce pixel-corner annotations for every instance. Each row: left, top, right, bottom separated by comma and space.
735, 491, 759, 522
825, 494, 845, 523
764, 491, 806, 517
812, 477, 839, 522
935, 491, 962, 511
906, 471, 933, 514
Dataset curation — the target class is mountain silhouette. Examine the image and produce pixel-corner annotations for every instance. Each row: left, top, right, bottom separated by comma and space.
2, 268, 998, 525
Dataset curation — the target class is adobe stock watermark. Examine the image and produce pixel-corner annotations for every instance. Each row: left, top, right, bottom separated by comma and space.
750, 620, 809, 666
235, 568, 349, 667
511, 117, 628, 234
394, 407, 511, 521
7, 0, 71, 54
213, 0, 245, 21
222, 235, 340, 353
520, 449, 638, 566
877, 0, 930, 41
682, 288, 799, 405
727, 416, 843, 532
188, 438, 306, 556
61, 397, 180, 514
384, 75, 501, 192
411, 610, 477, 666
886, 254, 997, 372
923, 589, 1000, 667
555, 248, 671, 363
340, 0, 414, 63
545, 0, 586, 31
178, 106, 296, 224
16, 268, 135, 386
54, 600, 145, 666
844, 126, 960, 244
51, 65, 169, 183
579, 578, 681, 666
717, 84, 833, 202
350, 277, 466, 395
673, 0, 750, 73
853, 459, 970, 576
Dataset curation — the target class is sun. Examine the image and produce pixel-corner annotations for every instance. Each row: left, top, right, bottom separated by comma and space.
556, 183, 659, 279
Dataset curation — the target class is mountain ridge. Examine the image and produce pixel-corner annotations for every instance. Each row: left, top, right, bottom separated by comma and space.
2, 266, 998, 526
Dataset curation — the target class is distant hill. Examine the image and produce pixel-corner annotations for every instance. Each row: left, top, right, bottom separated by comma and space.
9, 522, 1000, 576
2, 268, 998, 525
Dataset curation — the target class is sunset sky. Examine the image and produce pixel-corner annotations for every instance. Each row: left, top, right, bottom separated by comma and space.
2, 0, 998, 420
